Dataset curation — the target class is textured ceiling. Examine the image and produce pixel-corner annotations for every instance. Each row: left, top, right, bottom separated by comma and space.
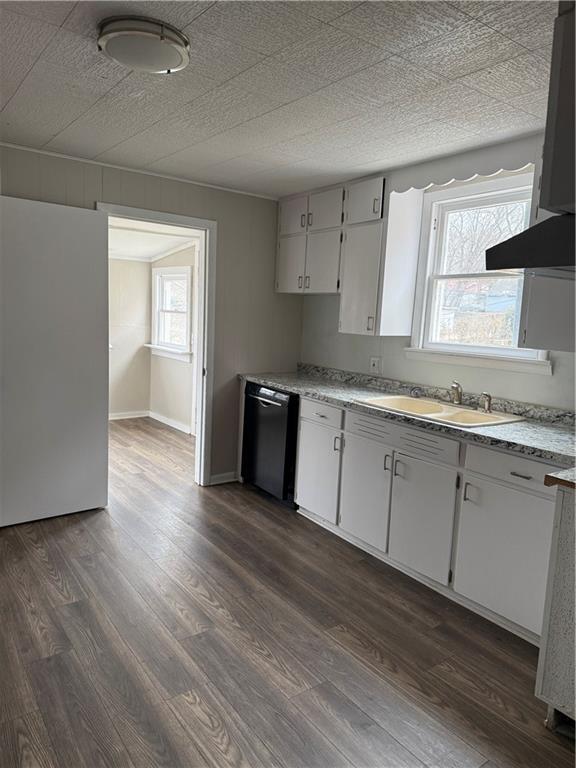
0, 1, 555, 197
108, 216, 199, 260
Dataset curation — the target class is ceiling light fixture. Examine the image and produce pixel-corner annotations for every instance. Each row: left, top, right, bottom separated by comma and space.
97, 16, 190, 74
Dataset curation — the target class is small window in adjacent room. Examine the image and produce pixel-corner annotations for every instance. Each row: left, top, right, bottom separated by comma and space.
152, 266, 192, 353
413, 173, 547, 364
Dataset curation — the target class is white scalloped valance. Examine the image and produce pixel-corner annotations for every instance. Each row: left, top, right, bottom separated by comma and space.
386, 133, 543, 194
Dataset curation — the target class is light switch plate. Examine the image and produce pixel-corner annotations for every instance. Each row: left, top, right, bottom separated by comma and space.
369, 356, 381, 374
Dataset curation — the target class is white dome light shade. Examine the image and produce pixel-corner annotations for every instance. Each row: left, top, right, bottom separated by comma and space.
97, 17, 190, 74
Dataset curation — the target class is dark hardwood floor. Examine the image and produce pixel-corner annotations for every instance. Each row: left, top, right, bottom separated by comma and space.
0, 417, 573, 768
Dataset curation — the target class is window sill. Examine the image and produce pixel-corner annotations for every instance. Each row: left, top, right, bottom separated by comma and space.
144, 344, 193, 362
404, 347, 552, 375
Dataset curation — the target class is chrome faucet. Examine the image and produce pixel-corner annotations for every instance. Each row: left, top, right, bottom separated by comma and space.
410, 386, 423, 399
480, 392, 492, 413
450, 380, 463, 405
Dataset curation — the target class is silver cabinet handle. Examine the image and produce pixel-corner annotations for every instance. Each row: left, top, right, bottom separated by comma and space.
308, 212, 313, 226
305, 275, 310, 289
300, 213, 306, 228
463, 482, 474, 501
384, 454, 392, 472
366, 316, 374, 331
510, 471, 533, 481
372, 197, 380, 214
298, 275, 303, 289
333, 435, 342, 452
393, 459, 404, 478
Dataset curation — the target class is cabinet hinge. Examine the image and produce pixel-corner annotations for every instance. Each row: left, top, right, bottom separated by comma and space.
456, 475, 461, 489
340, 232, 343, 243
342, 189, 346, 200
341, 211, 344, 223
448, 569, 453, 584
336, 278, 340, 290
433, 217, 438, 231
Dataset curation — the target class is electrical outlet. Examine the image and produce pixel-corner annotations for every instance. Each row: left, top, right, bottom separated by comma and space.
369, 357, 381, 374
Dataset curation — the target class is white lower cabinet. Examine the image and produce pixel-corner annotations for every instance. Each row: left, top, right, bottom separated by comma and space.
388, 453, 457, 585
339, 433, 393, 551
454, 476, 555, 634
295, 419, 341, 524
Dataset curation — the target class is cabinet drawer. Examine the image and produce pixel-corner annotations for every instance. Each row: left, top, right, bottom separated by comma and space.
394, 425, 460, 466
300, 399, 343, 429
346, 410, 400, 445
465, 445, 559, 497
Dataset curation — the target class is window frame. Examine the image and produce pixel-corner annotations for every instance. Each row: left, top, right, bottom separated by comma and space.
411, 173, 548, 364
151, 266, 193, 354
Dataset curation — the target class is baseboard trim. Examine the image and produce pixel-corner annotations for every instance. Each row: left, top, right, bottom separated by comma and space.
148, 411, 191, 434
109, 411, 149, 420
209, 472, 237, 485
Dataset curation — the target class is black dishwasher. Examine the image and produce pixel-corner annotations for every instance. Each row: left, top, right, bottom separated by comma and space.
241, 382, 299, 502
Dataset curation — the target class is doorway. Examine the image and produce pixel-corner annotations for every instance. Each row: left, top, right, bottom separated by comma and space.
99, 204, 216, 486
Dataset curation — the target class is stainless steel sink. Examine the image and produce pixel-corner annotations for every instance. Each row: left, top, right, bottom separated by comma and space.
355, 394, 524, 428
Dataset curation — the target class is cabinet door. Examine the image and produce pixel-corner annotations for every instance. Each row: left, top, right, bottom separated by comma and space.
279, 195, 308, 235
295, 420, 341, 524
454, 477, 555, 633
339, 221, 382, 334
276, 235, 306, 293
388, 454, 457, 584
308, 188, 343, 231
346, 177, 384, 225
339, 433, 392, 551
305, 230, 341, 294
519, 271, 575, 352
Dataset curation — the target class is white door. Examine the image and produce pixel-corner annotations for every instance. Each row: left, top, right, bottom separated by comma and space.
388, 454, 457, 584
295, 420, 341, 524
346, 177, 384, 225
0, 197, 109, 527
308, 188, 343, 231
339, 221, 382, 334
276, 235, 306, 293
305, 230, 341, 294
279, 195, 308, 235
454, 477, 555, 633
339, 433, 392, 551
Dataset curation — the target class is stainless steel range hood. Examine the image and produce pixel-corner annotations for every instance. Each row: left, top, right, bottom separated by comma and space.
487, 2, 575, 272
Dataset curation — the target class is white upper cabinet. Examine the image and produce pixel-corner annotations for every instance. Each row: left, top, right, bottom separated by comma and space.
345, 176, 384, 225
276, 235, 306, 293
339, 221, 383, 335
279, 195, 308, 235
308, 187, 344, 231
388, 453, 457, 585
305, 230, 341, 293
379, 189, 424, 336
518, 269, 575, 352
454, 476, 555, 633
339, 432, 392, 551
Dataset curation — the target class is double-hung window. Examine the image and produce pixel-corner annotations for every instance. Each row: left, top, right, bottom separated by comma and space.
151, 266, 192, 354
415, 174, 545, 362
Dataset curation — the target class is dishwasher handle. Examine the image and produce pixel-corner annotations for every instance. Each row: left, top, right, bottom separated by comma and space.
249, 394, 283, 408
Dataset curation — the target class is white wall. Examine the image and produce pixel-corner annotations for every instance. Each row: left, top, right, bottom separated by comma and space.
149, 245, 196, 433
301, 296, 575, 409
300, 134, 575, 411
0, 147, 303, 476
109, 259, 151, 416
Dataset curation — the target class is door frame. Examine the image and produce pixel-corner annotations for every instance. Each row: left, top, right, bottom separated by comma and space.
98, 202, 216, 486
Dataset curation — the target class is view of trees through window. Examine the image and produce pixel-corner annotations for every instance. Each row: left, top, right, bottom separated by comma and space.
427, 196, 530, 350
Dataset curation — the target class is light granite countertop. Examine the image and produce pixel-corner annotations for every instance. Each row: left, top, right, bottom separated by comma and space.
545, 467, 576, 489
240, 371, 576, 467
